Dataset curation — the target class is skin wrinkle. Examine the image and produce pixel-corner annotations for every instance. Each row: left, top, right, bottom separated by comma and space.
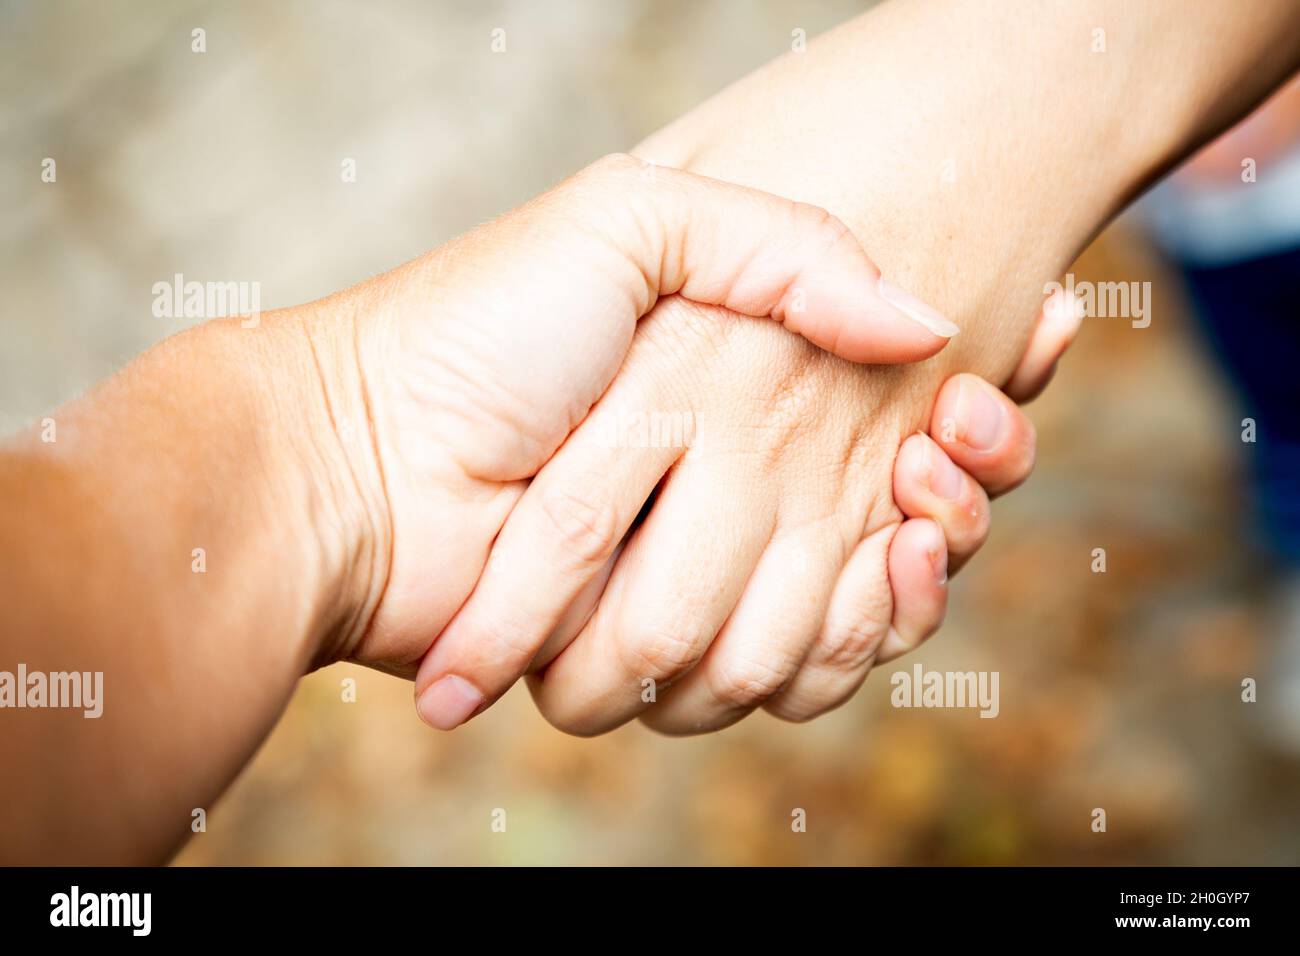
556, 272, 919, 733
416, 157, 915, 723
291, 304, 390, 668
342, 302, 396, 668
416, 314, 547, 477
633, 296, 738, 401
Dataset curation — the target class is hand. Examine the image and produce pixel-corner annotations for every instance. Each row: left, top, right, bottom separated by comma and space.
872, 285, 1083, 669
308, 154, 954, 675
413, 283, 1076, 733
0, 153, 957, 862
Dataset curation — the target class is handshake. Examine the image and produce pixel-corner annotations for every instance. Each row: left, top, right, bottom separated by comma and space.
10, 0, 1297, 864
296, 154, 1061, 736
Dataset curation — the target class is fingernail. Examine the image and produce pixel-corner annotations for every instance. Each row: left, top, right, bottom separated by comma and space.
416, 675, 485, 730
925, 441, 965, 500
928, 536, 948, 586
957, 379, 1004, 452
878, 278, 960, 338
880, 626, 904, 658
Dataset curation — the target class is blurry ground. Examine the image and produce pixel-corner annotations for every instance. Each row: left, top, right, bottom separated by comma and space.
3, 0, 1296, 864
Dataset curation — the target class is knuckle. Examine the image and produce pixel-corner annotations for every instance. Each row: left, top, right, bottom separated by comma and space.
530, 675, 618, 739
792, 200, 843, 236
537, 481, 620, 569
619, 621, 706, 682
816, 576, 892, 670
764, 680, 857, 725
708, 652, 794, 709
536, 701, 603, 739
766, 699, 821, 724
795, 203, 859, 263
471, 609, 542, 671
817, 614, 885, 671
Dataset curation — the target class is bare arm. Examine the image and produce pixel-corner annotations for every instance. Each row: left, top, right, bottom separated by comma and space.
639, 0, 1300, 382
0, 315, 373, 863
0, 158, 951, 863
429, 0, 1300, 737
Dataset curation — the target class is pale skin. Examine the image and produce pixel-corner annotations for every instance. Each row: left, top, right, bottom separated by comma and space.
418, 0, 1300, 736
0, 160, 1038, 864
4, 0, 1299, 863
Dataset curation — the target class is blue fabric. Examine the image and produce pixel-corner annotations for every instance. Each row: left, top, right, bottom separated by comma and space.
1179, 244, 1300, 565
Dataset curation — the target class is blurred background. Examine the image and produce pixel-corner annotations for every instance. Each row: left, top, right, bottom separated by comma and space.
3, 0, 1298, 865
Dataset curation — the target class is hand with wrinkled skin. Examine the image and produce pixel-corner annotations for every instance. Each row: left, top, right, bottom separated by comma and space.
416, 0, 1300, 735
416, 284, 1073, 735
328, 154, 960, 677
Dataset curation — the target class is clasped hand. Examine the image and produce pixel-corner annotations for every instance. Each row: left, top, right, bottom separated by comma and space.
302, 154, 1068, 736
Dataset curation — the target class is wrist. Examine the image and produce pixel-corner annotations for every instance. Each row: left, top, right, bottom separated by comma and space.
253, 301, 393, 671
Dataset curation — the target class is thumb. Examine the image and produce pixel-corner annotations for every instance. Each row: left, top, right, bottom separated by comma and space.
410, 157, 959, 734
570, 153, 958, 363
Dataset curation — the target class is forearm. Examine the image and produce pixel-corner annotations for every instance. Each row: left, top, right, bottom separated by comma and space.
637, 0, 1300, 384
0, 309, 378, 863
